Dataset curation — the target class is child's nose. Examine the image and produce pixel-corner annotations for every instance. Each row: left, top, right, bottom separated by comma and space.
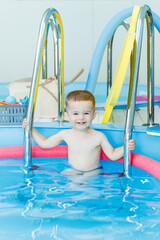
79, 114, 84, 119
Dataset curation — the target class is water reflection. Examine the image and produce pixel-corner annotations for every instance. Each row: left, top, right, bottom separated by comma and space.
1, 159, 160, 239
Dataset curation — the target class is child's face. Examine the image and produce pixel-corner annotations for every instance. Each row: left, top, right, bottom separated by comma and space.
66, 100, 96, 131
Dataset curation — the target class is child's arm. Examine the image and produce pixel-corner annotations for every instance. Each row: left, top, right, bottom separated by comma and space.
100, 133, 136, 161
22, 118, 64, 149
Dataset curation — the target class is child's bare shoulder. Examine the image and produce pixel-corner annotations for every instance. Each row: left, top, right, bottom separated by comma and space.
92, 129, 109, 141
59, 129, 73, 137
91, 128, 105, 138
60, 128, 73, 133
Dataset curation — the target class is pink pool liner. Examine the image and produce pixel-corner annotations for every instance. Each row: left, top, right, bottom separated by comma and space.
136, 95, 160, 101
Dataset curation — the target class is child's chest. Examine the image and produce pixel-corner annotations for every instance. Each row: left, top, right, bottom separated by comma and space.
65, 133, 101, 152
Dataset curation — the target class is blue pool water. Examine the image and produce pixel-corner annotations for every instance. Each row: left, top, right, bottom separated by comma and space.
0, 158, 160, 240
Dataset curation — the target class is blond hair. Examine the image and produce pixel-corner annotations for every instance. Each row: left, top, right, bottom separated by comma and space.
65, 90, 95, 110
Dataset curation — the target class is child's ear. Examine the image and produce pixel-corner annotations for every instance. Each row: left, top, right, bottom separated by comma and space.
92, 111, 97, 120
64, 112, 69, 121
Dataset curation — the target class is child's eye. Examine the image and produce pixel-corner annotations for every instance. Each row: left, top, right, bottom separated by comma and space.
84, 112, 90, 115
73, 112, 78, 115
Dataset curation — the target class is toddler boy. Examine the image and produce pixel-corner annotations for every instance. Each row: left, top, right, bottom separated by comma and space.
23, 90, 135, 176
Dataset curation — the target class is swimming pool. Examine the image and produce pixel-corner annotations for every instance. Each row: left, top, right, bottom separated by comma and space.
1, 78, 160, 239
1, 5, 160, 239
1, 157, 160, 240
0, 119, 160, 239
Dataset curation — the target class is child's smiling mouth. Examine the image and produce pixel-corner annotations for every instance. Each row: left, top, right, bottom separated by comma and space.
77, 121, 86, 125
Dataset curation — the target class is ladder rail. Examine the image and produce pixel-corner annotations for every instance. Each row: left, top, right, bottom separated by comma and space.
124, 5, 155, 177
24, 8, 64, 168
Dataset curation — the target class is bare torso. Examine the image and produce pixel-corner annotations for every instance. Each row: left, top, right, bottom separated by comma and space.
61, 128, 102, 171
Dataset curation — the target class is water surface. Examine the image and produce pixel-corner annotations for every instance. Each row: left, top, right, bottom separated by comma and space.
0, 158, 160, 240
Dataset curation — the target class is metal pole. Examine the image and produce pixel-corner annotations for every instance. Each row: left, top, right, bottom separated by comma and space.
49, 18, 59, 79
107, 37, 113, 97
42, 23, 49, 79
24, 8, 64, 168
124, 5, 154, 177
107, 21, 130, 96
147, 10, 155, 126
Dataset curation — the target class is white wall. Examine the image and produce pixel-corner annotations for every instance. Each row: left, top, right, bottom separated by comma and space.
0, 0, 160, 86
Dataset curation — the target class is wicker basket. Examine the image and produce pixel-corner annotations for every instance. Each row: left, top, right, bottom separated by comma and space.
0, 104, 27, 125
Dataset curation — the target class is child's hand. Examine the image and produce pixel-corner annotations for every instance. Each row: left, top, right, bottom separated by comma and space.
128, 139, 136, 151
22, 118, 28, 129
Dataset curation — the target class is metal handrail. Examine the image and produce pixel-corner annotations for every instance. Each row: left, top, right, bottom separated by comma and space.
24, 8, 64, 168
107, 21, 130, 96
42, 18, 59, 79
124, 5, 155, 178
